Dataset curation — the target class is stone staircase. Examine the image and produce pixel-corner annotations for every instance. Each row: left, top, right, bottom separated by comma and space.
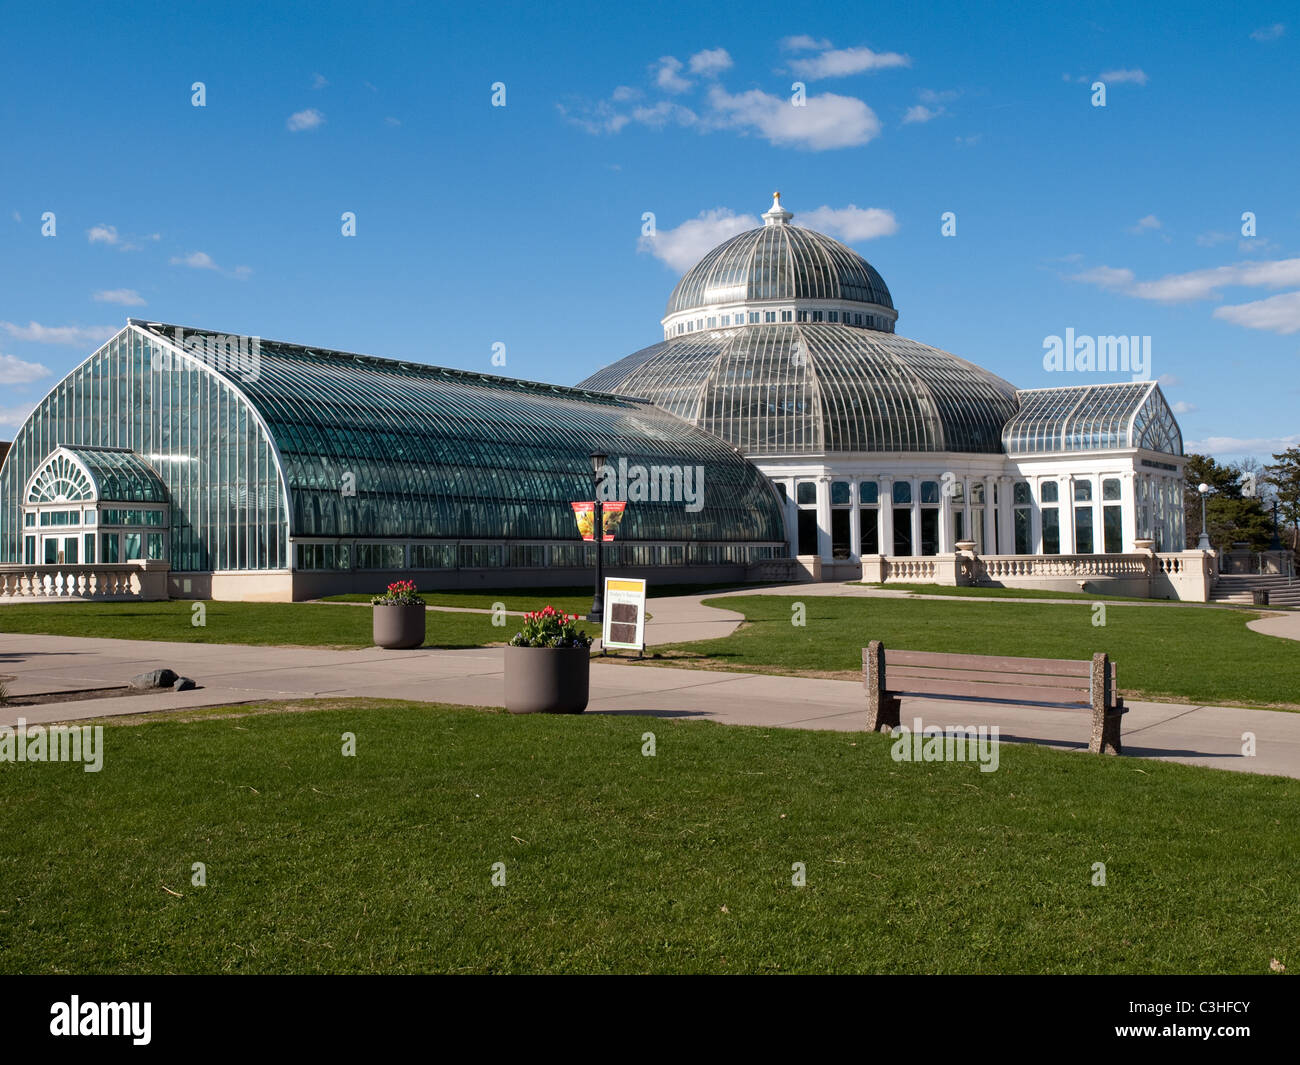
1209, 573, 1300, 608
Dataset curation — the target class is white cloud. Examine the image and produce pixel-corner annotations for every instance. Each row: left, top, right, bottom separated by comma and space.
1250, 23, 1285, 42
1187, 433, 1300, 457
706, 85, 881, 149
87, 224, 120, 245
169, 251, 252, 280
1072, 257, 1300, 303
0, 353, 51, 385
954, 134, 981, 146
918, 88, 959, 105
799, 204, 898, 241
1157, 373, 1182, 388
286, 108, 325, 131
688, 48, 732, 75
1071, 266, 1136, 290
1196, 231, 1233, 247
1099, 68, 1149, 84
311, 72, 329, 89
789, 45, 911, 79
0, 403, 36, 431
780, 35, 832, 52
610, 85, 640, 102
1, 321, 117, 345
630, 101, 697, 128
1212, 290, 1300, 334
384, 116, 402, 126
1170, 400, 1197, 414
11, 211, 20, 223
93, 288, 146, 306
903, 105, 940, 124
1128, 214, 1161, 232
652, 56, 691, 94
639, 208, 758, 272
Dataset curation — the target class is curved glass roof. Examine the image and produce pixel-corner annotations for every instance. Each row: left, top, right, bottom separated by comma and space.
579, 325, 1020, 455
1001, 382, 1183, 456
131, 322, 786, 543
665, 221, 894, 318
26, 446, 169, 504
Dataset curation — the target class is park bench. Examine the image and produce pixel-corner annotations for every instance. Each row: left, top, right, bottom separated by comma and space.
862, 641, 1126, 754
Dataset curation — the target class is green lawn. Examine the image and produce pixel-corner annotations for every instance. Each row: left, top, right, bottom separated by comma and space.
319, 582, 779, 616
652, 595, 1300, 709
853, 582, 1184, 603
0, 699, 1293, 974
0, 601, 594, 649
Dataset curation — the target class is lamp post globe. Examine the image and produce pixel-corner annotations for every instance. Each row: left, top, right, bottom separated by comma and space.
1196, 482, 1212, 551
588, 451, 608, 623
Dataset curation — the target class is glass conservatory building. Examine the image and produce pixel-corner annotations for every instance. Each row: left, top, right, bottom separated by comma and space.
0, 321, 787, 600
580, 193, 1188, 581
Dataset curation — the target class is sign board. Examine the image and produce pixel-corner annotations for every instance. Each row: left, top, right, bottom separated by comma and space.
602, 576, 646, 653
570, 501, 627, 541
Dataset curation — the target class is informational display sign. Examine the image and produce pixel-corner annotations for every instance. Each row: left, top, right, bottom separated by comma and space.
602, 576, 646, 653
570, 500, 627, 541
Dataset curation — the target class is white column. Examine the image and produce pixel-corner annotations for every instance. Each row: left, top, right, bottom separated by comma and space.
1060, 477, 1076, 553
1030, 476, 1044, 554
982, 475, 996, 554
939, 475, 953, 553
816, 476, 833, 560
910, 478, 922, 556
879, 475, 894, 556
998, 476, 1015, 555
848, 479, 862, 558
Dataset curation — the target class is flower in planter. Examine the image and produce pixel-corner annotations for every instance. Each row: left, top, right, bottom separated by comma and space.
371, 579, 426, 607
508, 605, 593, 649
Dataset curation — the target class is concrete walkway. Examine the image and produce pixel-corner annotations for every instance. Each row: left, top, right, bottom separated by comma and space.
2, 632, 1298, 779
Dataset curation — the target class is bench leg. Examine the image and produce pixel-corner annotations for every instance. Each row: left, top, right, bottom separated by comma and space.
1090, 702, 1124, 755
866, 693, 902, 732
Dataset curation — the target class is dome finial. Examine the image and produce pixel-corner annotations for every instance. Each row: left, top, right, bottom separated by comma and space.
763, 190, 793, 226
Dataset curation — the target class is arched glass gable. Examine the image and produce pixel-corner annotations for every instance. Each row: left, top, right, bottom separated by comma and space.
577, 325, 1020, 455
0, 327, 289, 571
26, 451, 95, 503
1001, 382, 1183, 456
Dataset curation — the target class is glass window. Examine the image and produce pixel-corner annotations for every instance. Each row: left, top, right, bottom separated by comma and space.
797, 510, 818, 555
831, 509, 851, 558
764, 311, 776, 323
812, 311, 823, 322
1074, 508, 1094, 553
45, 539, 58, 564
970, 483, 985, 504
1104, 505, 1123, 553
1042, 508, 1060, 554
1040, 481, 1058, 503
1014, 482, 1031, 505
780, 310, 793, 322
64, 537, 78, 564
147, 533, 166, 560
1014, 508, 1031, 554
920, 481, 940, 504
859, 480, 879, 505
84, 533, 95, 564
920, 509, 939, 556
828, 311, 839, 323
774, 482, 787, 500
748, 312, 759, 323
25, 536, 36, 565
831, 481, 850, 506
1103, 478, 1122, 501
84, 509, 96, 524
893, 510, 913, 555
24, 512, 35, 527
1074, 480, 1093, 502
860, 508, 878, 553
797, 311, 808, 322
796, 482, 817, 506
124, 532, 142, 560
102, 533, 119, 563
892, 481, 912, 504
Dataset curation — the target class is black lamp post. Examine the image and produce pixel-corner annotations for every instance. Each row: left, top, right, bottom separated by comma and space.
1270, 500, 1283, 551
1196, 482, 1211, 551
587, 451, 607, 622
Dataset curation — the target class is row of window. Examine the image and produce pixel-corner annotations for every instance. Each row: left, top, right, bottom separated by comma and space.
22, 531, 167, 565
672, 308, 887, 336
294, 541, 787, 571
780, 476, 1129, 508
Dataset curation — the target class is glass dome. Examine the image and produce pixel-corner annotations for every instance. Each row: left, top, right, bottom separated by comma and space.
664, 193, 894, 322
580, 325, 1020, 455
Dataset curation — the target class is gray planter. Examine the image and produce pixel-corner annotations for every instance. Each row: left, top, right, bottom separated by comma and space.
503, 644, 590, 714
373, 603, 426, 649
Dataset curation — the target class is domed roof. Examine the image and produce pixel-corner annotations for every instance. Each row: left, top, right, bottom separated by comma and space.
664, 193, 894, 319
578, 325, 1019, 456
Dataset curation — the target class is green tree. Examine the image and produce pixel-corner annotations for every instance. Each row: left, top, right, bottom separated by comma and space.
1182, 453, 1271, 549
1264, 447, 1300, 550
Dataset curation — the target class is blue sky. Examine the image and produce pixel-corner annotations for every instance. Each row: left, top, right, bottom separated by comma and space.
1, 0, 1297, 463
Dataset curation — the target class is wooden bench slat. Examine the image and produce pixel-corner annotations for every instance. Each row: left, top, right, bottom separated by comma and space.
888, 664, 1092, 692
890, 677, 1090, 706
883, 649, 1094, 676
